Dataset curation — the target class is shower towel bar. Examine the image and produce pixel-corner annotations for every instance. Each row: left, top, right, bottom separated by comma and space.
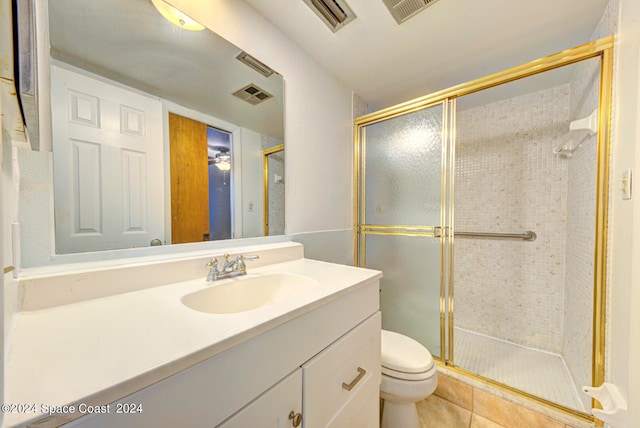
455, 230, 537, 241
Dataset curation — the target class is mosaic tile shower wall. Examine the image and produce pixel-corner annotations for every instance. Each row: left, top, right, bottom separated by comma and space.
454, 85, 571, 353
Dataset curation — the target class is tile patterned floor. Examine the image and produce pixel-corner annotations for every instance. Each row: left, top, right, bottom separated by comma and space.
415, 372, 586, 428
453, 328, 585, 412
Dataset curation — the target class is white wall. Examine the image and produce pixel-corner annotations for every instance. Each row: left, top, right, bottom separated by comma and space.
239, 128, 263, 238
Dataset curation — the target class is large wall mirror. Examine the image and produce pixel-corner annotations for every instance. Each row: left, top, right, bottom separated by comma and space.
46, 0, 285, 254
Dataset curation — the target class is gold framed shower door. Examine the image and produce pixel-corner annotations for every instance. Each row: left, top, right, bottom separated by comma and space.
354, 36, 614, 423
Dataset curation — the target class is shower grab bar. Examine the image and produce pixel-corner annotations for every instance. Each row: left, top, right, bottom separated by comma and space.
455, 230, 537, 241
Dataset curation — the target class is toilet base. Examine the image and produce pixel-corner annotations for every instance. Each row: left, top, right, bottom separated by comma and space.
381, 400, 420, 428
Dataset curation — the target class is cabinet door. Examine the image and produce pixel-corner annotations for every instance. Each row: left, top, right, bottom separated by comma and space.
302, 312, 381, 427
218, 368, 302, 428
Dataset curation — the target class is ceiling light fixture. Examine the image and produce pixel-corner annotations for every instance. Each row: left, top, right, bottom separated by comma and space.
150, 0, 205, 31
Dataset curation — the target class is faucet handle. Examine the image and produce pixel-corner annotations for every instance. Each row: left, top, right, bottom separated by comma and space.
236, 254, 259, 271
206, 257, 218, 269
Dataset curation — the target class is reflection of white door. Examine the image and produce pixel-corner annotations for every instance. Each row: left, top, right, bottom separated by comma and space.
51, 65, 164, 253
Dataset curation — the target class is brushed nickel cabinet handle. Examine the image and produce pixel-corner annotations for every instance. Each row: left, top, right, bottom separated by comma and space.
342, 367, 366, 391
288, 410, 302, 427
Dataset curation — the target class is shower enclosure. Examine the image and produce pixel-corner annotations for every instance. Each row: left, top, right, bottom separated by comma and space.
354, 37, 613, 420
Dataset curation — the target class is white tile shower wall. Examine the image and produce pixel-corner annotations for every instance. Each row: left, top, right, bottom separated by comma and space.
455, 85, 570, 353
562, 0, 618, 411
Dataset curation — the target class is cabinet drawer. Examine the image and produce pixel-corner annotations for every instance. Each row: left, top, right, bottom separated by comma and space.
302, 312, 381, 427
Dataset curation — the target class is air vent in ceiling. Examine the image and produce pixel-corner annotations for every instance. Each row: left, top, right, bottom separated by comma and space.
236, 51, 275, 77
232, 84, 273, 105
301, 0, 356, 32
382, 0, 440, 24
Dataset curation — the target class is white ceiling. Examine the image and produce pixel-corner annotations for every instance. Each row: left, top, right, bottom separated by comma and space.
243, 0, 610, 111
48, 0, 610, 128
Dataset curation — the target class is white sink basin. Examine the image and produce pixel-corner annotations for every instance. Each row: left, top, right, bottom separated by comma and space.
182, 272, 318, 314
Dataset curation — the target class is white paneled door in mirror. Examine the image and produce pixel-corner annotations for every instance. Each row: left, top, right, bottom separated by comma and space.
51, 65, 164, 253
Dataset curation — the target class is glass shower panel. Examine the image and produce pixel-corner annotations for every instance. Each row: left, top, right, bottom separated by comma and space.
364, 104, 443, 226
366, 234, 442, 357
359, 101, 446, 358
453, 58, 600, 413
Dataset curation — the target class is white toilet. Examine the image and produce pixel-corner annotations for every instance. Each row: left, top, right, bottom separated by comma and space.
380, 330, 438, 428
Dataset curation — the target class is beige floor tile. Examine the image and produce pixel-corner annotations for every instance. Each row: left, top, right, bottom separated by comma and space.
473, 389, 564, 428
470, 414, 506, 428
435, 374, 474, 410
417, 394, 471, 428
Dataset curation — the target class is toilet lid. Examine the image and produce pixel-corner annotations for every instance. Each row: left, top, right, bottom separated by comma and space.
381, 330, 434, 374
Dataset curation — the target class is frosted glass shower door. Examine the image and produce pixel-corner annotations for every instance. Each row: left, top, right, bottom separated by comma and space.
358, 103, 446, 358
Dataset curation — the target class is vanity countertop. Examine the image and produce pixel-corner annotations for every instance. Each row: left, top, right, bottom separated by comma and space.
5, 257, 382, 427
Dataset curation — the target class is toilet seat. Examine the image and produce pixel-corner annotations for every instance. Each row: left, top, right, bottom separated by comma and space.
381, 330, 435, 381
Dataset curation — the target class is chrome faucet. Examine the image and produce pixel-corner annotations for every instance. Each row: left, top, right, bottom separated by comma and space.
206, 253, 260, 282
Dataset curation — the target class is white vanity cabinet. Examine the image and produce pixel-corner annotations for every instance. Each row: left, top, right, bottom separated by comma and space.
64, 279, 381, 428
219, 312, 381, 428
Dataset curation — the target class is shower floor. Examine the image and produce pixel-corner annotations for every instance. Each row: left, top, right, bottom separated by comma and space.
453, 328, 586, 412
